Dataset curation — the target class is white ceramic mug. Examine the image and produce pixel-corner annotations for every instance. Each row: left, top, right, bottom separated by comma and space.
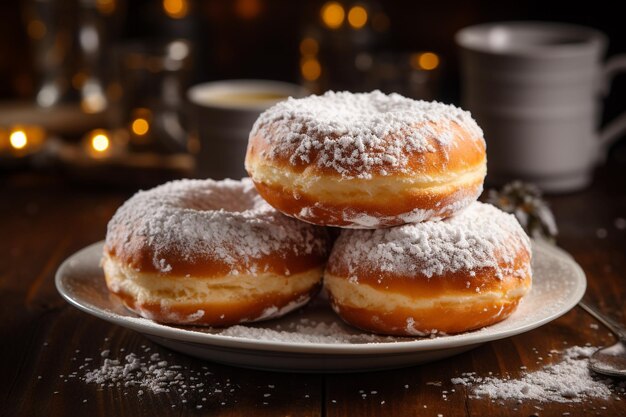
187, 80, 308, 179
456, 22, 626, 192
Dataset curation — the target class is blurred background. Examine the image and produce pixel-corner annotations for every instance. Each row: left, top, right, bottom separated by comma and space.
0, 0, 624, 189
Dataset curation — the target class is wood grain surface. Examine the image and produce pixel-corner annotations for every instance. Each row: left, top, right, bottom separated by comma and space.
1, 164, 625, 417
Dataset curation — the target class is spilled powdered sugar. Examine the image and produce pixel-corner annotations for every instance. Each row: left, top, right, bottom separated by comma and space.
52, 338, 626, 411
330, 202, 531, 279
105, 178, 328, 273
83, 352, 186, 394
251, 90, 483, 179
452, 346, 625, 403
64, 343, 239, 407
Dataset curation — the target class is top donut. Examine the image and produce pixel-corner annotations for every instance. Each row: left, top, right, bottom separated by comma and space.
245, 90, 486, 229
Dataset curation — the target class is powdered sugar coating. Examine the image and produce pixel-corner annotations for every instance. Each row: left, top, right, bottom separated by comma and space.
329, 202, 531, 279
105, 178, 328, 274
250, 90, 484, 179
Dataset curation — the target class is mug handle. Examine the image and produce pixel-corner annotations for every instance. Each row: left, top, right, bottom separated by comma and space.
599, 54, 626, 148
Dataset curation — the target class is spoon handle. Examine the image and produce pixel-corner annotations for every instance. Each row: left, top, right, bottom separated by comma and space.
579, 301, 626, 340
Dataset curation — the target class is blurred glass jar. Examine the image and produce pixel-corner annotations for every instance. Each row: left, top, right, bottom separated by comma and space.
299, 1, 389, 93
360, 51, 442, 101
109, 39, 192, 153
23, 0, 125, 110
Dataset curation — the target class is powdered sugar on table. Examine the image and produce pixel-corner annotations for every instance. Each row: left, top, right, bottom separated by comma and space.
452, 346, 625, 403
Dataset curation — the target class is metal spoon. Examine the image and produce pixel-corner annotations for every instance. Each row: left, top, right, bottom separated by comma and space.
579, 301, 626, 378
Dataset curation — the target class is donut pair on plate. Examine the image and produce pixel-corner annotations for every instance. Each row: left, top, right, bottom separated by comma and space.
103, 91, 532, 336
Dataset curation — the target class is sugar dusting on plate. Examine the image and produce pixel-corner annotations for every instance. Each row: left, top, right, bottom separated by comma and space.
217, 319, 399, 344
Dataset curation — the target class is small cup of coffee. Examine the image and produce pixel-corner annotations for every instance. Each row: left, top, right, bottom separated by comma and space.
187, 79, 308, 179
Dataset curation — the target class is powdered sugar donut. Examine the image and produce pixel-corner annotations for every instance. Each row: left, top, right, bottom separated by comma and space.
103, 178, 331, 326
324, 202, 532, 336
245, 90, 486, 228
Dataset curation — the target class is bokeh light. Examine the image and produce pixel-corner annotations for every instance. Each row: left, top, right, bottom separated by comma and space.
9, 130, 27, 150
27, 20, 46, 40
300, 37, 319, 56
321, 2, 345, 29
163, 0, 188, 19
348, 5, 368, 29
96, 0, 116, 15
301, 58, 322, 81
411, 52, 440, 70
91, 133, 110, 153
234, 0, 261, 19
131, 118, 150, 136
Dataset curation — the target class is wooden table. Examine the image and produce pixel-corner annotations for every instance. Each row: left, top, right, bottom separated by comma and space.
1, 163, 625, 417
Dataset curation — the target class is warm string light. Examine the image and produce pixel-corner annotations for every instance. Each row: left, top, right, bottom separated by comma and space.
96, 0, 116, 15
9, 130, 28, 150
347, 5, 368, 29
3, 125, 46, 155
419, 52, 440, 70
130, 108, 152, 140
321, 3, 373, 30
320, 2, 345, 29
411, 52, 440, 71
301, 58, 322, 81
84, 129, 113, 158
131, 118, 149, 136
92, 133, 110, 152
234, 0, 261, 19
163, 0, 188, 19
299, 37, 321, 82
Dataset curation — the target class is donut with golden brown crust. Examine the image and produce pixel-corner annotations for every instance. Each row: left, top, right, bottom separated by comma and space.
324, 202, 532, 336
102, 178, 331, 326
245, 90, 486, 228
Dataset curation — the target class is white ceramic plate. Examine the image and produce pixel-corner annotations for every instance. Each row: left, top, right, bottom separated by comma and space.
56, 240, 586, 373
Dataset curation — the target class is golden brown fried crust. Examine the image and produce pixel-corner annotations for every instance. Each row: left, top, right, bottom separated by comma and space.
329, 299, 522, 336
251, 179, 483, 228
108, 277, 322, 327
103, 240, 329, 278
245, 120, 486, 227
327, 245, 531, 297
324, 245, 532, 335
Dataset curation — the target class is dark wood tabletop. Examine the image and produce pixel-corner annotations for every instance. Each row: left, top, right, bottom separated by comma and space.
1, 161, 626, 417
